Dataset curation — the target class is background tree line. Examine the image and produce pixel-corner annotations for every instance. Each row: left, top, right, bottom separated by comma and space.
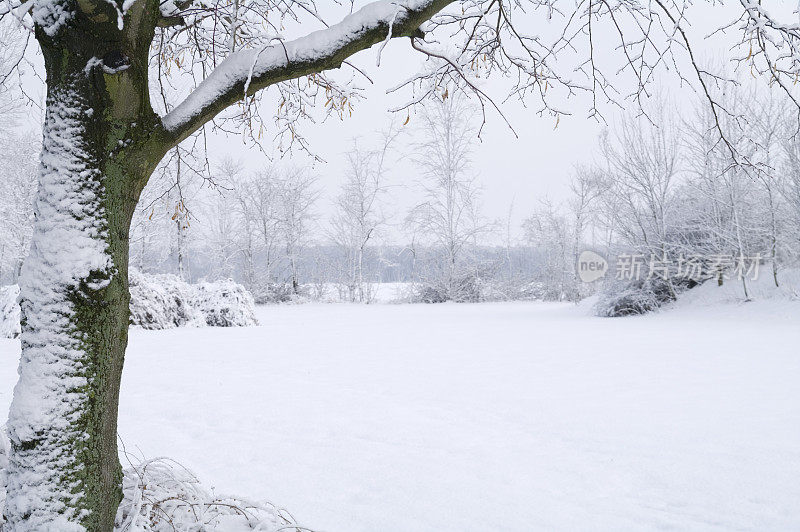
2, 90, 799, 305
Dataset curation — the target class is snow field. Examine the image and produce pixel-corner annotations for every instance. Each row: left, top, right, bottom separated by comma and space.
0, 298, 797, 530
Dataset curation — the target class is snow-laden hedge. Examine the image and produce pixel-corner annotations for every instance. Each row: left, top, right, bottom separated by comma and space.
129, 272, 206, 330
192, 279, 258, 327
0, 273, 258, 337
594, 277, 689, 317
129, 271, 258, 330
0, 286, 20, 339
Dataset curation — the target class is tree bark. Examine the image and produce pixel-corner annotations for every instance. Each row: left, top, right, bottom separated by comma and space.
6, 80, 129, 532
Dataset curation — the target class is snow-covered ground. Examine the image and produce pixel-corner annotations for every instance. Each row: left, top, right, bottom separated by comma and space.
0, 294, 798, 530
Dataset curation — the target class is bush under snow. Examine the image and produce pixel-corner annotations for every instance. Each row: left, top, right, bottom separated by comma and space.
130, 271, 258, 330
0, 273, 258, 337
594, 277, 690, 317
593, 266, 800, 317
129, 272, 206, 330
192, 279, 258, 327
115, 456, 303, 532
403, 272, 488, 304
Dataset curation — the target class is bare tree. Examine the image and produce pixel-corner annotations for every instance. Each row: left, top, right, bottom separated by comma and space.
330, 132, 396, 302
201, 160, 244, 281
0, 34, 34, 283
165, 148, 200, 280
781, 125, 800, 265
406, 95, 493, 301
600, 101, 682, 295
747, 92, 790, 287
522, 199, 572, 301
276, 168, 318, 295
131, 145, 207, 279
0, 21, 25, 126
250, 169, 283, 294
684, 89, 767, 297
569, 165, 603, 281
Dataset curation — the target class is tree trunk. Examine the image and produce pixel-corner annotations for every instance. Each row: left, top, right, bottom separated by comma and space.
6, 83, 128, 532
5, 7, 160, 527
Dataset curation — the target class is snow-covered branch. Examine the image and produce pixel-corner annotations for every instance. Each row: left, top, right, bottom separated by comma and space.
159, 0, 452, 148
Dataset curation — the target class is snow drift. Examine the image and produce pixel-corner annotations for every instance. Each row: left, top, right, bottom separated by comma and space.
0, 273, 258, 337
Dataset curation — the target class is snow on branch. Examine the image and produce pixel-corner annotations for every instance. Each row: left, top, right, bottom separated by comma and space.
733, 0, 800, 110
159, 0, 452, 146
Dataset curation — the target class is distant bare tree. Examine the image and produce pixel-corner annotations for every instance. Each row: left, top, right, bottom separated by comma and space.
203, 159, 244, 281
251, 170, 282, 287
330, 131, 397, 302
569, 165, 604, 278
684, 90, 766, 297
522, 199, 572, 301
600, 100, 682, 296
782, 126, 800, 265
276, 168, 318, 294
747, 93, 790, 287
231, 167, 283, 297
406, 95, 493, 301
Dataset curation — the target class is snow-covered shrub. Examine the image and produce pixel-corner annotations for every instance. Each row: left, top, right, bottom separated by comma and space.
514, 281, 545, 301
129, 271, 205, 330
0, 285, 20, 339
405, 272, 487, 304
129, 271, 258, 329
252, 282, 296, 304
473, 279, 516, 302
594, 277, 691, 317
193, 279, 258, 327
115, 457, 300, 532
2, 272, 260, 334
